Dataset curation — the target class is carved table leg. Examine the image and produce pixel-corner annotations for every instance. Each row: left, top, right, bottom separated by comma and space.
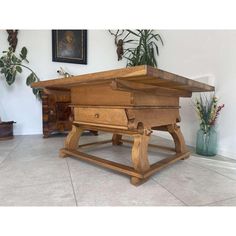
131, 131, 151, 186
112, 134, 123, 145
60, 124, 83, 158
167, 124, 190, 160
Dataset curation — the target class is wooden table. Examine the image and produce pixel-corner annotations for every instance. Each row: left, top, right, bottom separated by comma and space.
32, 66, 214, 185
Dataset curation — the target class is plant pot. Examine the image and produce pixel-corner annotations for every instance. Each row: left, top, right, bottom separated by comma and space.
0, 121, 16, 141
196, 126, 217, 156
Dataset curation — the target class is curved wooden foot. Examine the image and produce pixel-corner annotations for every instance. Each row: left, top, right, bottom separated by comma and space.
59, 149, 70, 158
167, 124, 188, 154
59, 124, 84, 157
130, 177, 149, 186
181, 153, 190, 160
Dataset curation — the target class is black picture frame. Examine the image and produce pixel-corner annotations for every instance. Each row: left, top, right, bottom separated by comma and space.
52, 30, 87, 64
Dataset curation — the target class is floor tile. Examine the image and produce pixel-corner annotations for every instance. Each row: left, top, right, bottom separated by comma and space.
83, 143, 172, 166
70, 165, 184, 206
0, 136, 24, 151
69, 135, 175, 206
0, 158, 70, 188
18, 135, 64, 151
152, 160, 236, 206
0, 150, 11, 166
67, 140, 175, 185
188, 156, 236, 181
208, 197, 236, 206
4, 135, 71, 163
6, 145, 63, 163
67, 155, 115, 176
1, 133, 236, 206
0, 181, 76, 206
191, 152, 236, 163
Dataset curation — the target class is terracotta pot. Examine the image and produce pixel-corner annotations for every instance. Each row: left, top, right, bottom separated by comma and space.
0, 121, 16, 141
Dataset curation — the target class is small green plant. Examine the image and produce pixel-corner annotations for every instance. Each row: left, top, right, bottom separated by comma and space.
0, 47, 41, 98
123, 30, 164, 67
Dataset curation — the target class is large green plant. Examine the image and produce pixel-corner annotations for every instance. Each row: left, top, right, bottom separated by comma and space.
0, 47, 41, 98
124, 30, 163, 67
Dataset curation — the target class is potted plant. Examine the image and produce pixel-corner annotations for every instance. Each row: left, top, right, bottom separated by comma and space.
0, 47, 41, 97
194, 94, 224, 156
108, 29, 163, 67
123, 29, 164, 67
0, 47, 41, 140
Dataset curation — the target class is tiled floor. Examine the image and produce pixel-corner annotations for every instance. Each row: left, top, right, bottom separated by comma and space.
1, 133, 236, 206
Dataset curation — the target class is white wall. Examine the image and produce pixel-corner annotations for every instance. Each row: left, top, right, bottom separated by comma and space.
158, 30, 236, 159
0, 30, 235, 159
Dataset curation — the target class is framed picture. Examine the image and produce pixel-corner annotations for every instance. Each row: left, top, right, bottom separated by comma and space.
52, 30, 87, 64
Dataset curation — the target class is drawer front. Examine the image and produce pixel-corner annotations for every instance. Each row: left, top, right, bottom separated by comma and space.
74, 107, 128, 128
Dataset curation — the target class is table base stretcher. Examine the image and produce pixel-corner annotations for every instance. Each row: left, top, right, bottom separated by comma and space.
59, 123, 190, 186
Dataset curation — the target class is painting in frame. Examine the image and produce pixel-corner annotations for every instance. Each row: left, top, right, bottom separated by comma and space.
52, 30, 87, 64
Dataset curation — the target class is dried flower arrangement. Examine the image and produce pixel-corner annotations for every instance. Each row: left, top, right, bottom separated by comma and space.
194, 94, 224, 134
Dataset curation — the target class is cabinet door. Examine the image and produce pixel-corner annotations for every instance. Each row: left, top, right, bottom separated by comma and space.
48, 96, 57, 123
56, 102, 71, 121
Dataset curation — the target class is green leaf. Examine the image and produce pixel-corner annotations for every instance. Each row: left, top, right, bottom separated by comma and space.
16, 66, 22, 73
32, 88, 38, 95
1, 68, 7, 74
155, 44, 159, 56
124, 39, 135, 43
0, 60, 4, 68
32, 88, 42, 99
126, 30, 139, 37
12, 55, 18, 63
20, 47, 28, 60
154, 33, 164, 45
6, 72, 16, 85
26, 73, 35, 86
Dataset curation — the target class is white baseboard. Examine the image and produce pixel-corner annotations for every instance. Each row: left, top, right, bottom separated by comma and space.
14, 130, 42, 136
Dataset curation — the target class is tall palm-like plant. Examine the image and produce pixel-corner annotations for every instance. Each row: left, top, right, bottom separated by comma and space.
124, 30, 163, 67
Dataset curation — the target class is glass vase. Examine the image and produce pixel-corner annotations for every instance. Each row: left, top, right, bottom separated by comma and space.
196, 126, 217, 156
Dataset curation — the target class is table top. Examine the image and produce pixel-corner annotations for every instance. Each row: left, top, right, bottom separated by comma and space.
31, 65, 215, 93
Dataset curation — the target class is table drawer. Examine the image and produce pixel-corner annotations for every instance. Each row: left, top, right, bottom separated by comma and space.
74, 107, 128, 127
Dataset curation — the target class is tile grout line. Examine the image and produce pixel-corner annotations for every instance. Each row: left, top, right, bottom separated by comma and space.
65, 158, 78, 206
173, 160, 236, 206
201, 195, 236, 206
186, 160, 236, 182
152, 160, 236, 206
0, 136, 27, 169
151, 177, 188, 206
0, 179, 72, 191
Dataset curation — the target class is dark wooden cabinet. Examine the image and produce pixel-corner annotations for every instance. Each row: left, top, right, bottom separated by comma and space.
42, 89, 72, 138
42, 89, 98, 138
